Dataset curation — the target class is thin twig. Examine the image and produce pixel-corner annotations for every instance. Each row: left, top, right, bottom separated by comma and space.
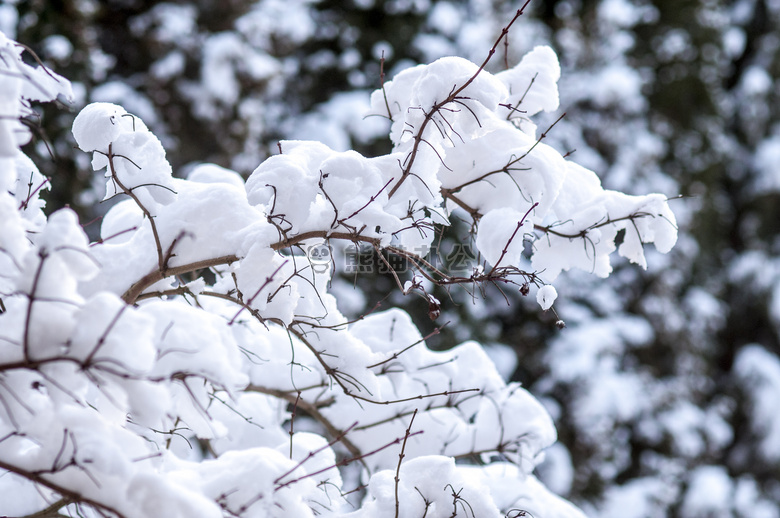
387, 2, 532, 199
395, 409, 418, 518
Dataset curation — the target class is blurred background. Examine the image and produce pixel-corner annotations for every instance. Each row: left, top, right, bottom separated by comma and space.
6, 0, 780, 516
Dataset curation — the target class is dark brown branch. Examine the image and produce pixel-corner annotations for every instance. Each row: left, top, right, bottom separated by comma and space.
19, 498, 72, 518
122, 255, 239, 304
271, 230, 381, 251
534, 211, 656, 240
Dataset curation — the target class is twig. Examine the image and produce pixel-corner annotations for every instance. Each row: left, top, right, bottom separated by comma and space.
387, 2, 532, 199
380, 51, 393, 121
228, 260, 288, 325
395, 409, 418, 518
289, 391, 301, 459
19, 497, 72, 518
122, 255, 238, 304
488, 202, 538, 275
106, 144, 166, 271
274, 429, 424, 491
23, 249, 48, 362
274, 421, 358, 485
247, 384, 364, 461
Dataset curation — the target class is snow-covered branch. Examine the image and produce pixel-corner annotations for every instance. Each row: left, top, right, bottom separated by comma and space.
0, 14, 677, 517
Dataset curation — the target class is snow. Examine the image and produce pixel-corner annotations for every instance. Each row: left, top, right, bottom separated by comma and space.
91, 81, 170, 146
151, 50, 186, 80
752, 133, 780, 192
0, 30, 72, 157
484, 343, 518, 381
72, 102, 130, 152
734, 477, 780, 518
355, 456, 504, 518
535, 442, 575, 495
236, 0, 315, 48
723, 27, 747, 58
537, 284, 558, 310
0, 26, 684, 518
286, 91, 389, 150
202, 33, 245, 106
427, 1, 462, 37
192, 447, 320, 518
129, 3, 197, 44
592, 66, 645, 111
680, 466, 733, 518
600, 477, 679, 518
598, 0, 644, 27
0, 471, 49, 515
734, 344, 780, 462
496, 46, 561, 119
740, 66, 772, 96
476, 207, 532, 267
0, 6, 17, 38
472, 467, 586, 518
42, 34, 73, 61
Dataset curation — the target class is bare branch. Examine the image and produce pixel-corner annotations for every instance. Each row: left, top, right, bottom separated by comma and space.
387, 1, 532, 199
395, 409, 418, 518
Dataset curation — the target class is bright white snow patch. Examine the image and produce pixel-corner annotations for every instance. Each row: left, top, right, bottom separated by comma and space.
537, 284, 558, 310
476, 207, 532, 267
72, 102, 130, 152
734, 344, 780, 462
681, 466, 733, 518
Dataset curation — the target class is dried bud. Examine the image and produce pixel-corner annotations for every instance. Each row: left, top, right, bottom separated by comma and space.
520, 283, 530, 296
555, 319, 566, 330
428, 298, 441, 321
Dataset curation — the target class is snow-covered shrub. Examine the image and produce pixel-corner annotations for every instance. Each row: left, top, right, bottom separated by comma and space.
0, 11, 677, 517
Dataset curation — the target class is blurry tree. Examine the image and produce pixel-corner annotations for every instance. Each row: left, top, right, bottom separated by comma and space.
511, 1, 780, 516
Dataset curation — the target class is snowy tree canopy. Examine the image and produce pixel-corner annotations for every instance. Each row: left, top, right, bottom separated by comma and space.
0, 8, 681, 517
